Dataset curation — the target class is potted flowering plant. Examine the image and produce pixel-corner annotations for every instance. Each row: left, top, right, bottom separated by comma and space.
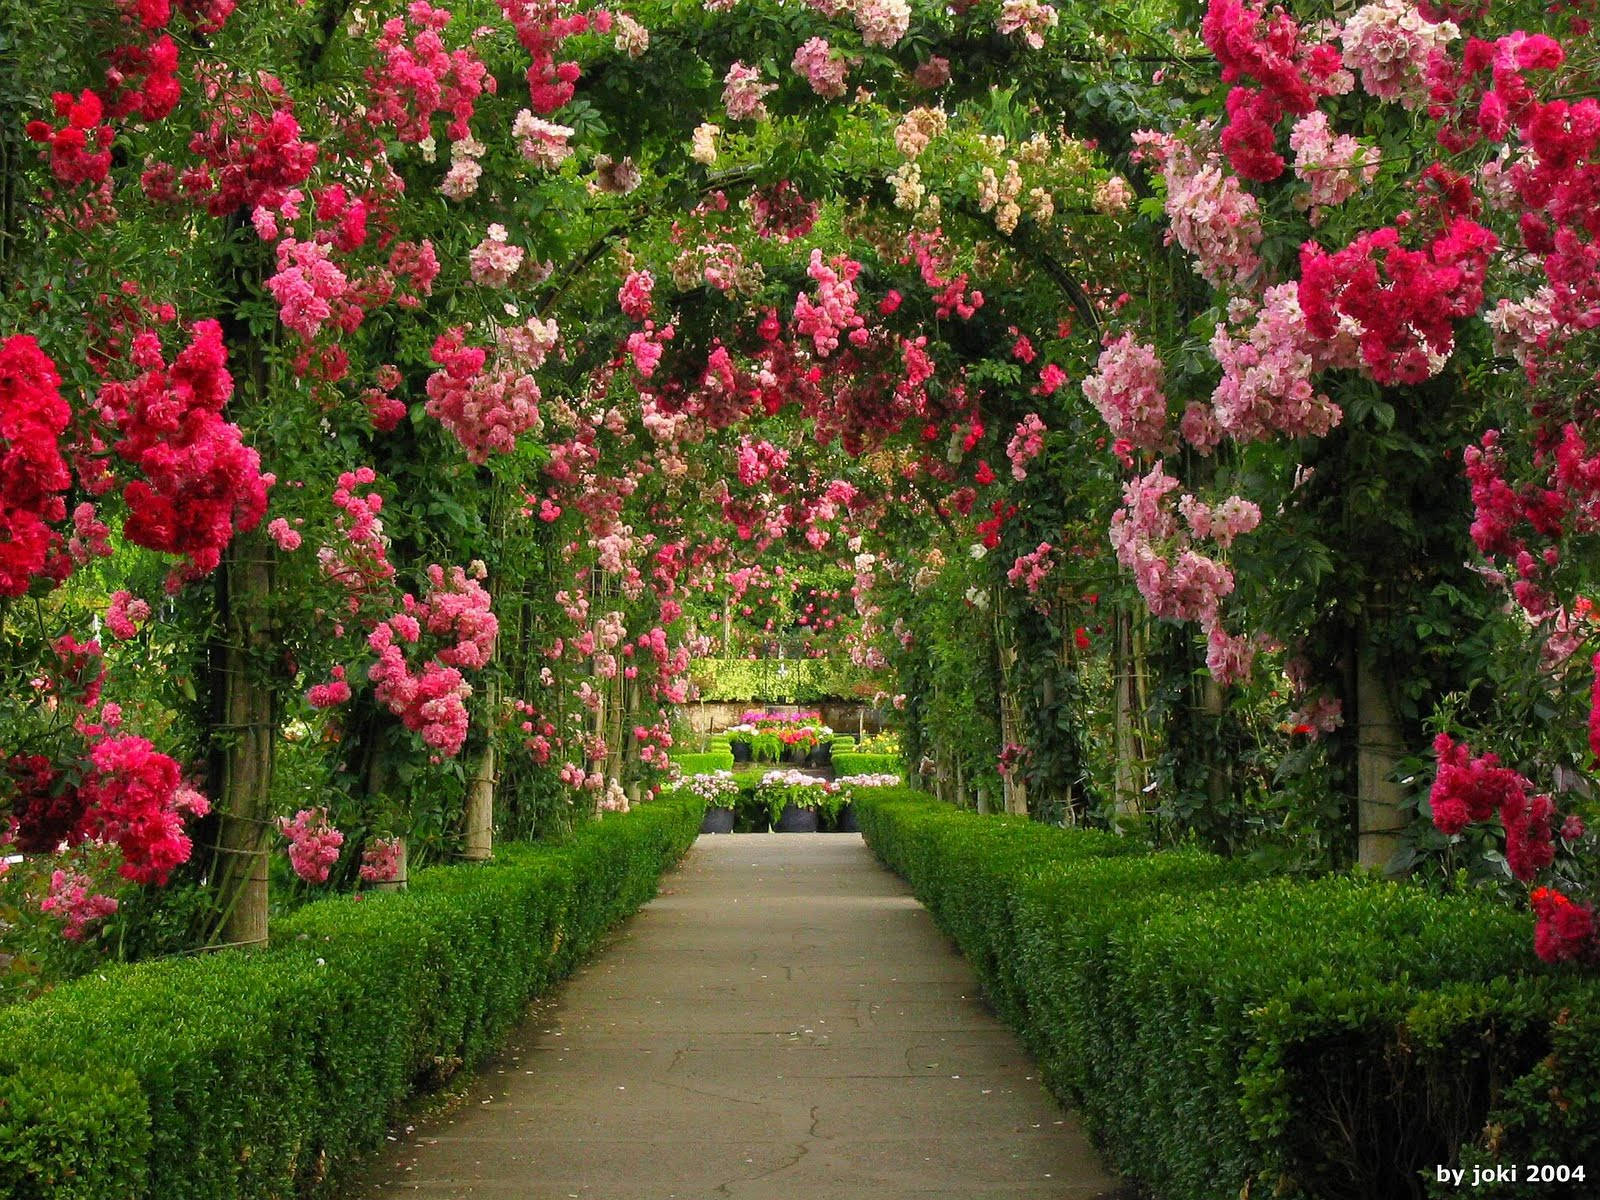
830, 773, 903, 832
756, 769, 837, 832
724, 722, 756, 763
685, 770, 741, 834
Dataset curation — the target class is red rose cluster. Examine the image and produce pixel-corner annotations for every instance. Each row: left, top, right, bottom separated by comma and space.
0, 336, 73, 596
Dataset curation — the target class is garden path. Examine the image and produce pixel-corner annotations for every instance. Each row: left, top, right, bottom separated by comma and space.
352, 832, 1126, 1199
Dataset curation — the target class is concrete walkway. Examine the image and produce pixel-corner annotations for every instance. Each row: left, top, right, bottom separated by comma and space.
353, 833, 1125, 1199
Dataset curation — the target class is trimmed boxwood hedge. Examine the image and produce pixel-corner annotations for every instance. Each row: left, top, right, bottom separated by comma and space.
831, 750, 901, 776
856, 789, 1599, 1200
669, 747, 735, 773
0, 794, 704, 1200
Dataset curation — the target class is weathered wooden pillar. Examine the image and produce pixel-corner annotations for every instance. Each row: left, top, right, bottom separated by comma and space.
1356, 648, 1407, 871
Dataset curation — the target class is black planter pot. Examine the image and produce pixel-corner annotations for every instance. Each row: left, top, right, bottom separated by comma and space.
807, 742, 834, 769
780, 744, 806, 764
834, 802, 859, 833
773, 802, 819, 833
730, 741, 751, 763
700, 806, 735, 834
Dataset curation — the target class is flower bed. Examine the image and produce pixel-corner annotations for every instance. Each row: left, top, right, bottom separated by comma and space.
724, 711, 834, 762
0, 794, 704, 1200
854, 789, 1599, 1200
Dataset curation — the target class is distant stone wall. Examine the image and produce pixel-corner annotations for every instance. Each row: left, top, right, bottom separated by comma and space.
678, 701, 890, 738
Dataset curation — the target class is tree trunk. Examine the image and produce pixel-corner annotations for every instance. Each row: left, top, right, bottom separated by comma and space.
211, 542, 276, 948
1355, 647, 1407, 872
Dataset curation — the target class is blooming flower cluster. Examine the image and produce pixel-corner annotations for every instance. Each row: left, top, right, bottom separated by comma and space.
793, 251, 867, 357
106, 590, 153, 639
75, 733, 210, 884
722, 62, 776, 121
469, 224, 525, 288
1341, 0, 1456, 106
682, 770, 740, 806
792, 38, 849, 99
1006, 542, 1055, 596
1110, 463, 1258, 683
1202, 283, 1347, 446
425, 321, 553, 462
835, 773, 902, 788
1299, 217, 1497, 385
0, 336, 72, 596
1082, 334, 1168, 451
97, 320, 269, 589
180, 75, 318, 216
39, 868, 120, 940
1429, 734, 1559, 882
365, 1, 492, 144
279, 807, 344, 883
25, 90, 114, 188
358, 835, 404, 883
512, 110, 574, 167
1288, 111, 1377, 222
1006, 413, 1046, 481
997, 0, 1058, 50
1132, 130, 1263, 289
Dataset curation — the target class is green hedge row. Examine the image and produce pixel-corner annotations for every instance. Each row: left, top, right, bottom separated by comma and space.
832, 751, 901, 776
669, 748, 735, 773
855, 790, 1600, 1200
0, 794, 705, 1200
689, 657, 878, 702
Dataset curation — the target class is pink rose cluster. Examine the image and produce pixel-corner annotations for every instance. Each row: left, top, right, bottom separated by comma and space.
1110, 463, 1261, 684
793, 250, 867, 357
722, 62, 776, 121
359, 835, 404, 884
1006, 413, 1047, 481
365, 0, 493, 144
280, 807, 344, 884
39, 867, 119, 940
1131, 131, 1263, 289
791, 38, 849, 99
1082, 334, 1168, 451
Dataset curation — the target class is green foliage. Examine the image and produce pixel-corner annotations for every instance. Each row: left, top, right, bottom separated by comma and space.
857, 791, 1598, 1200
0, 1066, 149, 1200
690, 657, 878, 702
831, 751, 902, 776
0, 796, 703, 1200
668, 749, 735, 773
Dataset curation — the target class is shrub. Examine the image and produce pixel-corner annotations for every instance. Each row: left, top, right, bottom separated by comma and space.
855, 791, 1597, 1200
831, 751, 900, 776
0, 795, 703, 1200
670, 748, 734, 773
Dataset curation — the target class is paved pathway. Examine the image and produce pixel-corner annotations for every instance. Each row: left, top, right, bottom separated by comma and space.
354, 833, 1126, 1199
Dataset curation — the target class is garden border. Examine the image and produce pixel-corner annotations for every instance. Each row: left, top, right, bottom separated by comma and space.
0, 794, 704, 1200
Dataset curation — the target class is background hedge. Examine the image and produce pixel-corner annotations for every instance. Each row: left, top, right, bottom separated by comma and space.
668, 748, 735, 773
0, 794, 704, 1200
689, 657, 878, 702
856, 790, 1599, 1200
831, 751, 902, 776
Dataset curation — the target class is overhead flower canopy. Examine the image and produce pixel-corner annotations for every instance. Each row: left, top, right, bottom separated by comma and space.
1, 0, 1597, 962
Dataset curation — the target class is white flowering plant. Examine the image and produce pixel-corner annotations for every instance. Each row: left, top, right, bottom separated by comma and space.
683, 770, 741, 809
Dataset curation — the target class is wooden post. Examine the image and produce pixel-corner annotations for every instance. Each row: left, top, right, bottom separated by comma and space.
1356, 648, 1407, 871
211, 541, 276, 948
